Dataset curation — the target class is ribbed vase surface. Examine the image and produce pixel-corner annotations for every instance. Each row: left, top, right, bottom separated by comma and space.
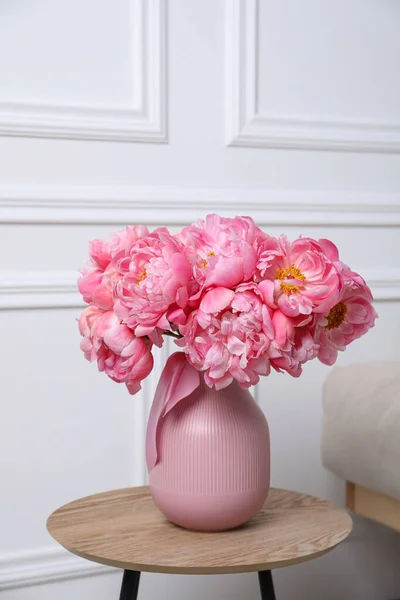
149, 375, 270, 531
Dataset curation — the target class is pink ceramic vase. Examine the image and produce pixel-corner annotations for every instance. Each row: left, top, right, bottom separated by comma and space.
148, 374, 270, 531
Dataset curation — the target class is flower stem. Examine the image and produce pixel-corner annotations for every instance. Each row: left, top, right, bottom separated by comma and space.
164, 330, 183, 340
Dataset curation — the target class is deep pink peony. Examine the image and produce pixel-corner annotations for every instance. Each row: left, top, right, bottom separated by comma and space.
177, 214, 264, 292
177, 282, 274, 390
257, 235, 343, 317
316, 267, 377, 365
78, 225, 149, 310
78, 305, 154, 394
113, 228, 194, 346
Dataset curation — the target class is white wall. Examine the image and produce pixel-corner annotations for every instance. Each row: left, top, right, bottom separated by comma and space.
1, 0, 400, 598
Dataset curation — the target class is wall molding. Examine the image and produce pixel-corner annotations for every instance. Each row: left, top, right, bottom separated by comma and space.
0, 185, 399, 225
0, 271, 80, 309
0, 547, 114, 591
225, 0, 400, 152
0, 0, 167, 143
366, 271, 400, 302
0, 268, 399, 310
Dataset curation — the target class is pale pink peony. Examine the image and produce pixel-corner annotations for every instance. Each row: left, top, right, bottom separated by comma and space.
177, 214, 263, 292
78, 305, 153, 394
258, 235, 343, 318
177, 282, 274, 390
78, 225, 149, 309
114, 228, 194, 346
316, 268, 378, 365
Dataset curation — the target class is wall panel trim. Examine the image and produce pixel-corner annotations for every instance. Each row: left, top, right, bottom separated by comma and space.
0, 185, 399, 225
0, 0, 167, 143
0, 271, 80, 309
225, 0, 400, 152
0, 547, 114, 591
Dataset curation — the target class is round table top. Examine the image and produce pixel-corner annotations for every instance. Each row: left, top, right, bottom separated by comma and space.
47, 486, 352, 575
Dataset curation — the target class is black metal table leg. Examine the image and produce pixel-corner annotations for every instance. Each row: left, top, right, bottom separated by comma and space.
119, 570, 141, 600
258, 570, 276, 600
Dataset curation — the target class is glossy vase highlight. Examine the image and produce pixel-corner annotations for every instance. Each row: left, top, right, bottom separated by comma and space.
148, 374, 270, 531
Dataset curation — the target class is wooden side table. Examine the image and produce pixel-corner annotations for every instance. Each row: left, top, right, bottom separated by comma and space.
47, 486, 352, 599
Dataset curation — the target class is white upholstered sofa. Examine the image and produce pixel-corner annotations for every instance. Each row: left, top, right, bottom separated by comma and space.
322, 362, 400, 532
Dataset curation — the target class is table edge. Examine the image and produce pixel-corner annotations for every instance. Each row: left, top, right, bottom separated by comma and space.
49, 527, 351, 575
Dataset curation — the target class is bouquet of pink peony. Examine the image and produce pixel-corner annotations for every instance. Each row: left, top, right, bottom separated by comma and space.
78, 214, 377, 394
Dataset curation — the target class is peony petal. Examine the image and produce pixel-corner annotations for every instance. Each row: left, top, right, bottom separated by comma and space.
277, 294, 302, 317
126, 380, 142, 394
176, 286, 189, 308
318, 238, 340, 262
204, 342, 227, 369
96, 311, 119, 336
226, 335, 246, 355
258, 279, 277, 308
120, 336, 146, 358
103, 324, 135, 355
241, 246, 257, 280
205, 257, 244, 288
149, 328, 164, 348
272, 310, 294, 348
209, 361, 229, 379
168, 307, 187, 325
92, 283, 114, 310
231, 292, 253, 313
129, 347, 154, 379
135, 324, 154, 337
89, 239, 112, 269
346, 300, 370, 324
318, 344, 339, 366
200, 287, 235, 314
312, 292, 340, 314
156, 313, 170, 331
206, 372, 233, 391
78, 270, 103, 303
250, 356, 270, 376
170, 252, 192, 285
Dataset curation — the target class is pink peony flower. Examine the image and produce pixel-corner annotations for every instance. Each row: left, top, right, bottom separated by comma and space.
78, 225, 149, 309
109, 225, 150, 255
177, 282, 274, 390
78, 306, 153, 394
255, 235, 284, 280
78, 269, 109, 308
316, 268, 378, 365
292, 326, 320, 364
267, 312, 317, 377
270, 309, 311, 351
78, 218, 377, 393
114, 228, 194, 346
258, 235, 343, 317
267, 348, 303, 378
177, 214, 263, 292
